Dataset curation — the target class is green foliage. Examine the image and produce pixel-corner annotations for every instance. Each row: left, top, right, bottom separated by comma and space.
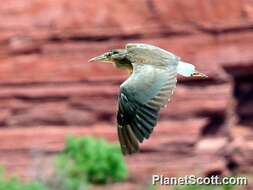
55, 136, 128, 187
173, 184, 236, 190
0, 136, 128, 190
0, 167, 47, 190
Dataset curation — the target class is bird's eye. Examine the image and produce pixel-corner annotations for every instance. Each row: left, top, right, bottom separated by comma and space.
111, 50, 118, 55
106, 52, 112, 57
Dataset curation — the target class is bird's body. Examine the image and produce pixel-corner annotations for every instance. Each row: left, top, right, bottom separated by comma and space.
89, 43, 207, 155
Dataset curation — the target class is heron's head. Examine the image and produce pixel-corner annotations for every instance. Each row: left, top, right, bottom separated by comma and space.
89, 49, 127, 64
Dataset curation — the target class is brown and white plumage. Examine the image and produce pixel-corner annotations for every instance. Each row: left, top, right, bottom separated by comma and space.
117, 44, 178, 154
89, 43, 207, 155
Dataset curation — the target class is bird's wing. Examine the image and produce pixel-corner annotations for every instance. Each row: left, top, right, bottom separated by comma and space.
126, 43, 180, 67
117, 62, 178, 155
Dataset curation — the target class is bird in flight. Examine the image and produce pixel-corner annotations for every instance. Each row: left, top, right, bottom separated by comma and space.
89, 43, 207, 155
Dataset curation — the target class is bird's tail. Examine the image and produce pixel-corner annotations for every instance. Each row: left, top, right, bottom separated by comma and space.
117, 125, 139, 155
177, 61, 207, 78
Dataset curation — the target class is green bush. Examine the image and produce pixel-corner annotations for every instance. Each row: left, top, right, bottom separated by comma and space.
0, 167, 47, 190
55, 136, 128, 186
0, 136, 128, 190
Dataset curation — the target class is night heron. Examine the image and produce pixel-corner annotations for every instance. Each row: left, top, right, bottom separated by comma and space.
89, 43, 207, 155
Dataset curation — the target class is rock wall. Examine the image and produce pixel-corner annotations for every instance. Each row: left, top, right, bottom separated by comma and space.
0, 0, 252, 188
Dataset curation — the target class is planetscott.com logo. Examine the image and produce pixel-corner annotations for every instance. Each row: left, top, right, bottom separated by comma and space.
152, 175, 248, 186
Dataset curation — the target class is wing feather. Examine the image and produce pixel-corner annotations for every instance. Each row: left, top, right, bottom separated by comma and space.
116, 44, 178, 155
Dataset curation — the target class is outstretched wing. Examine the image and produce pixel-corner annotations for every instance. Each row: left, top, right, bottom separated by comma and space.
117, 44, 178, 154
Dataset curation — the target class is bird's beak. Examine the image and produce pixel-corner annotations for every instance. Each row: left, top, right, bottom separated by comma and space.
191, 71, 208, 78
88, 53, 108, 62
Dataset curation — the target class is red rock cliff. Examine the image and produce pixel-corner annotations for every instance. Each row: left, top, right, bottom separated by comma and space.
0, 0, 252, 189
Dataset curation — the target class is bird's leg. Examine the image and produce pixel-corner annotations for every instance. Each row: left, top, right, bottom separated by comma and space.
191, 70, 208, 78
177, 61, 207, 78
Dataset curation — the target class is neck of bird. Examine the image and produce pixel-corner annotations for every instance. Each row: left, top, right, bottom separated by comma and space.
114, 59, 133, 73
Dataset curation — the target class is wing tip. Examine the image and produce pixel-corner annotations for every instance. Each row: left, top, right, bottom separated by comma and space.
118, 125, 140, 155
